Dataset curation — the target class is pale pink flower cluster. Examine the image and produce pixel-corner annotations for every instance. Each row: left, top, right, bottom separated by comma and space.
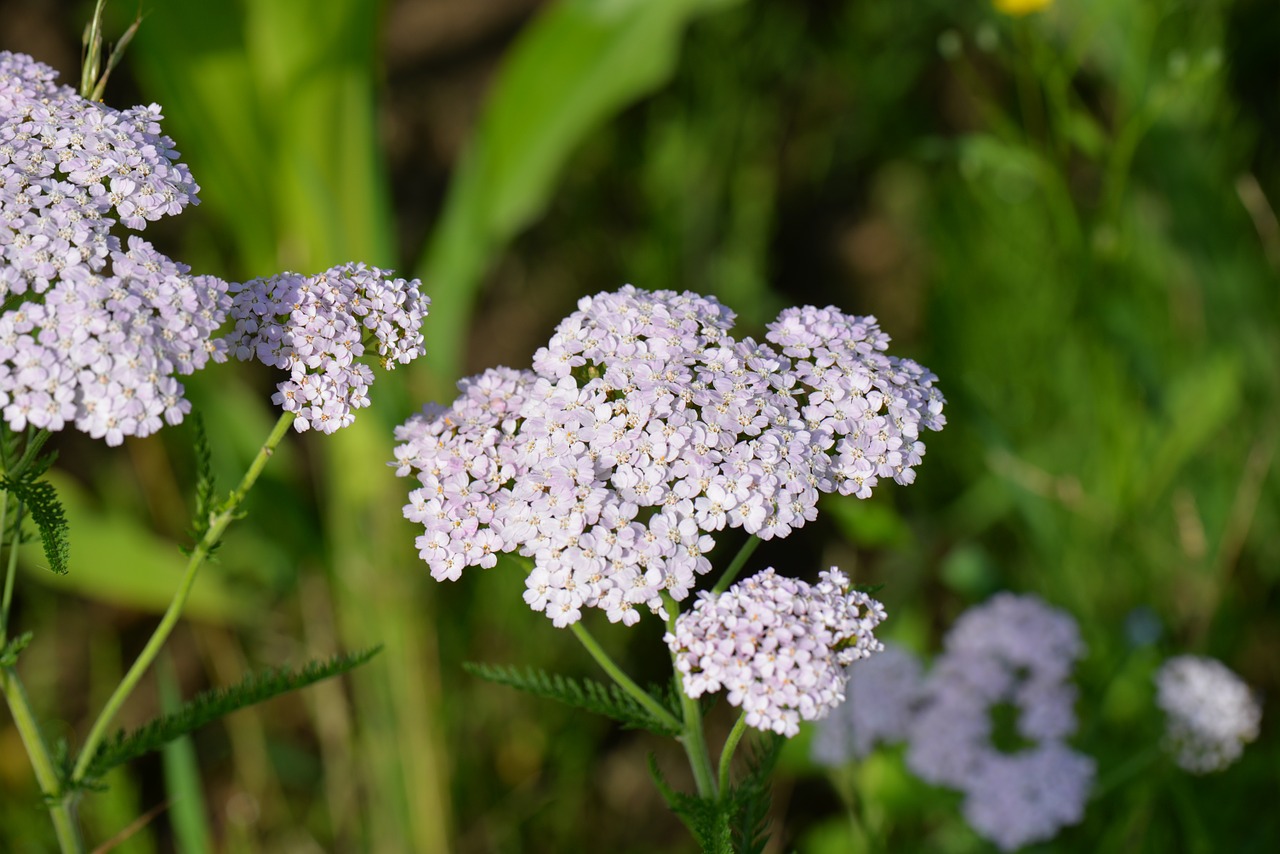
225, 263, 428, 433
394, 286, 943, 626
666, 567, 885, 737
0, 51, 227, 444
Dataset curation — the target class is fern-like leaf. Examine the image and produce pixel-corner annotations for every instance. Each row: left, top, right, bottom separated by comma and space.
183, 414, 218, 552
2, 474, 69, 574
726, 733, 784, 854
647, 754, 733, 854
0, 631, 33, 667
463, 662, 680, 736
82, 647, 381, 783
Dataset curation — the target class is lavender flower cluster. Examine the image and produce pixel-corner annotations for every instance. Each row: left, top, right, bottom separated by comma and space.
666, 567, 885, 737
1154, 655, 1261, 774
394, 286, 944, 626
901, 594, 1094, 851
225, 263, 428, 434
0, 51, 228, 443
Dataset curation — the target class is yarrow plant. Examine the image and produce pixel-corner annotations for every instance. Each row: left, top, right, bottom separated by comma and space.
395, 286, 943, 627
668, 567, 886, 737
225, 262, 428, 433
397, 285, 942, 850
0, 23, 428, 853
0, 50, 229, 445
1154, 654, 1261, 774
904, 594, 1094, 851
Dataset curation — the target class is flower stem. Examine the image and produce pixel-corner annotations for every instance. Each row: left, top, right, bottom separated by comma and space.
569, 621, 681, 733
69, 411, 295, 786
0, 666, 84, 852
0, 489, 14, 641
716, 712, 748, 799
712, 535, 760, 594
0, 481, 81, 852
664, 595, 717, 799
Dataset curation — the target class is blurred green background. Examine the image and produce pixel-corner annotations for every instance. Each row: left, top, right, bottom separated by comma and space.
1, 0, 1277, 851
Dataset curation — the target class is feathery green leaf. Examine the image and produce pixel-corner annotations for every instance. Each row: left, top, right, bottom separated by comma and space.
184, 414, 218, 553
647, 754, 733, 854
0, 631, 33, 667
82, 647, 381, 782
2, 474, 70, 574
463, 662, 681, 736
726, 734, 783, 854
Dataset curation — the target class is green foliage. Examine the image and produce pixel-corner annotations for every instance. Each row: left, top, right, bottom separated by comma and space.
643, 735, 781, 854
0, 631, 32, 667
2, 470, 70, 575
647, 755, 732, 854
463, 662, 681, 737
81, 647, 382, 784
158, 655, 213, 854
725, 735, 782, 854
417, 0, 745, 385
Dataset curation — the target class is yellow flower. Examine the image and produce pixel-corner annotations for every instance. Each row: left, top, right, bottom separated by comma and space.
993, 0, 1053, 16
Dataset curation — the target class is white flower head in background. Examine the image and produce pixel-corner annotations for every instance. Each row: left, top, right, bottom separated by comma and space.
1154, 654, 1261, 774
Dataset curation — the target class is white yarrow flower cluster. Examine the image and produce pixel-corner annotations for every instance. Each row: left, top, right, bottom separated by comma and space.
666, 567, 885, 737
225, 262, 428, 434
810, 644, 925, 766
905, 593, 1094, 851
1154, 655, 1261, 774
394, 286, 944, 626
0, 51, 228, 444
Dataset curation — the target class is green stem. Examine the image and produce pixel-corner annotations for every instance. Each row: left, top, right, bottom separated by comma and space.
69, 411, 295, 785
664, 596, 717, 799
568, 621, 681, 733
0, 489, 13, 641
716, 712, 748, 799
712, 535, 760, 594
0, 667, 84, 852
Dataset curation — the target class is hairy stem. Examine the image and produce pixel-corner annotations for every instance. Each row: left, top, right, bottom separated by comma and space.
569, 621, 681, 732
0, 667, 84, 852
717, 712, 748, 799
0, 475, 81, 851
712, 535, 760, 594
70, 411, 295, 785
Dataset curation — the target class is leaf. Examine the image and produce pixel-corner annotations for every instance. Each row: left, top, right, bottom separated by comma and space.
647, 754, 733, 854
158, 654, 212, 854
185, 413, 217, 551
0, 631, 33, 667
416, 0, 745, 386
82, 647, 381, 782
726, 734, 783, 854
463, 662, 681, 737
2, 473, 70, 575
